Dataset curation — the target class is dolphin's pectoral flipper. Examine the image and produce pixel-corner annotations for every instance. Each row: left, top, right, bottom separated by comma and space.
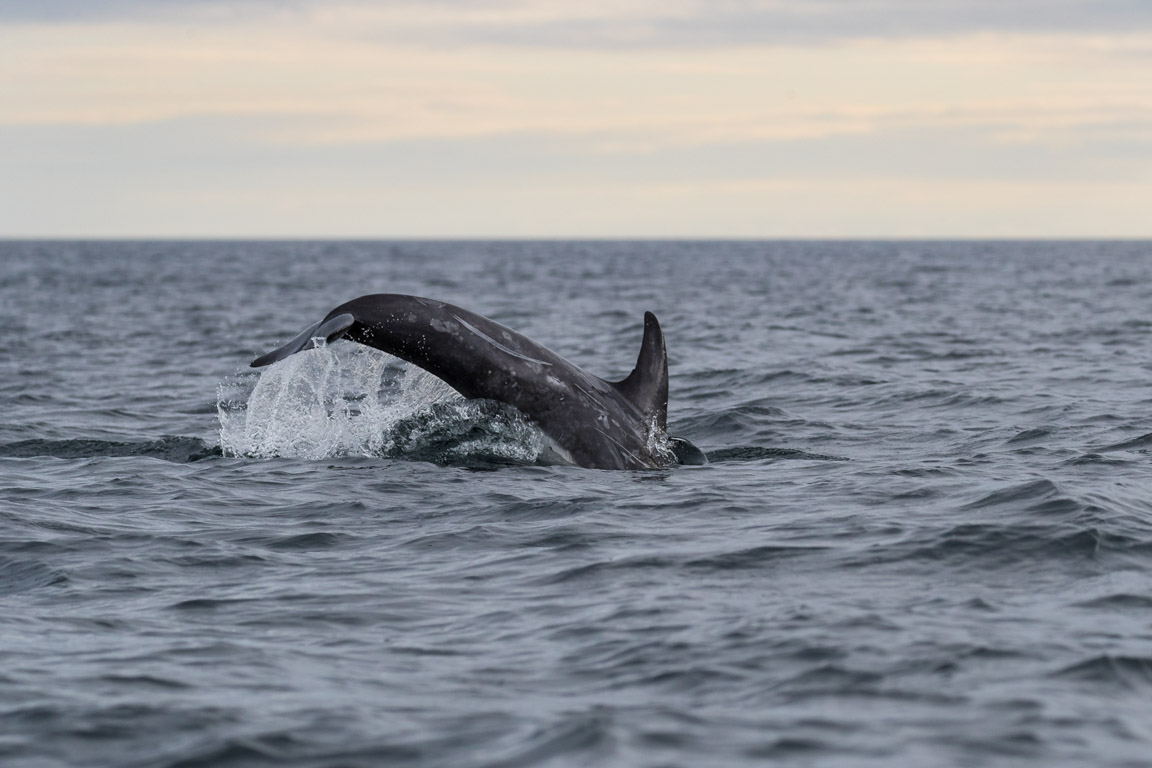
250, 313, 356, 368
609, 311, 669, 430
669, 437, 708, 465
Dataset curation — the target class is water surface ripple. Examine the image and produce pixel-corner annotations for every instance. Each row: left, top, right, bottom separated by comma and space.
2, 241, 1152, 767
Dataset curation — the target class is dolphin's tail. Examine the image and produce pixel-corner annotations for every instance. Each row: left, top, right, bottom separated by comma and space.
250, 313, 356, 368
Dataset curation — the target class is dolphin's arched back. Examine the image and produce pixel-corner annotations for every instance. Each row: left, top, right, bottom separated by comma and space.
251, 294, 695, 470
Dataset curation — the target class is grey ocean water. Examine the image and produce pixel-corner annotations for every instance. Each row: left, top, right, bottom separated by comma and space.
2, 241, 1152, 767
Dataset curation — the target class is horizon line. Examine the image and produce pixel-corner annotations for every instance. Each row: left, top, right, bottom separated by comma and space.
3, 236, 1151, 243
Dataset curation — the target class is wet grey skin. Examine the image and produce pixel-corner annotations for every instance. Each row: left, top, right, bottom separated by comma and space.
250, 294, 705, 470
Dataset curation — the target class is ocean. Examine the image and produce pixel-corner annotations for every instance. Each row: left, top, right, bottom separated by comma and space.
2, 240, 1151, 767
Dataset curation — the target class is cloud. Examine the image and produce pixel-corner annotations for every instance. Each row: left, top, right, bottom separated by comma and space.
0, 0, 296, 24
4, 20, 1150, 143
3, 116, 1150, 237
3, 1, 1151, 236
4, 0, 1152, 46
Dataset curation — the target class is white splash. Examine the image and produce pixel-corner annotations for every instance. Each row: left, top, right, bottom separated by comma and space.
217, 343, 544, 465
645, 415, 679, 468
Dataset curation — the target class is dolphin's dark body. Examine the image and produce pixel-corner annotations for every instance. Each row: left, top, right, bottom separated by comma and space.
250, 294, 703, 470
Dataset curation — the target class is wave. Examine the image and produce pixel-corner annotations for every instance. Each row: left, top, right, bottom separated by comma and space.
890, 524, 1107, 565
858, 478, 1152, 568
0, 436, 218, 463
705, 446, 848, 462
1053, 655, 1152, 689
1072, 593, 1152, 609
962, 479, 1067, 512
0, 557, 67, 596
1098, 432, 1152, 452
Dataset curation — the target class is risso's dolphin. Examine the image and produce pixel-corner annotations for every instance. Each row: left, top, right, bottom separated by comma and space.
249, 294, 705, 470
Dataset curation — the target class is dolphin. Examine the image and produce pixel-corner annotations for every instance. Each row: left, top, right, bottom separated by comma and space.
249, 294, 705, 470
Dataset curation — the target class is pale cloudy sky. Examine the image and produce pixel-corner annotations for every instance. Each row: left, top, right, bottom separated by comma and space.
2, 1, 1150, 237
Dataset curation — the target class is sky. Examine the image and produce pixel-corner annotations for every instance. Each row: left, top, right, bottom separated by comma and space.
1, 0, 1150, 238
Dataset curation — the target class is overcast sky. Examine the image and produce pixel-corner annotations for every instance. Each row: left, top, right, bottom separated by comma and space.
2, 0, 1150, 237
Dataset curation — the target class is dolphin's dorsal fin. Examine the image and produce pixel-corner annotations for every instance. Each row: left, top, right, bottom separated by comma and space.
610, 311, 669, 430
